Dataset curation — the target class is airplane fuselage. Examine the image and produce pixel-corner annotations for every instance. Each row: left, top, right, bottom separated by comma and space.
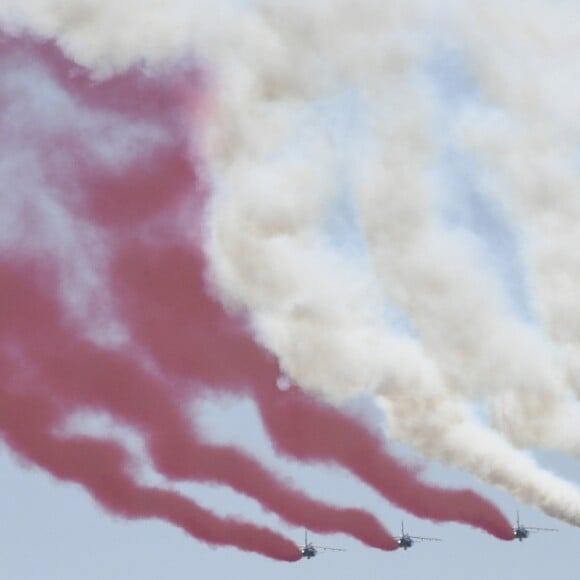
398, 535, 414, 550
514, 527, 529, 541
301, 544, 317, 559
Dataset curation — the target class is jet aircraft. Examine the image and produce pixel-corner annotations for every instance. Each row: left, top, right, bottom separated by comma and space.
395, 522, 442, 550
513, 512, 557, 541
299, 531, 345, 559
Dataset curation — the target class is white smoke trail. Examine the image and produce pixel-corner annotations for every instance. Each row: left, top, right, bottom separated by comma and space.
326, 0, 580, 456
383, 389, 580, 524
448, 0, 580, 448
3, 0, 580, 523
449, 1, 580, 402
200, 1, 580, 522
205, 88, 580, 523
352, 92, 580, 454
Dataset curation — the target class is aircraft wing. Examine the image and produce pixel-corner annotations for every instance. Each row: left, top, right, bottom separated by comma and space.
313, 545, 346, 552
526, 527, 557, 532
409, 536, 442, 542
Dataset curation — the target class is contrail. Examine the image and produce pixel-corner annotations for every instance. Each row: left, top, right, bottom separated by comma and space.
0, 388, 301, 561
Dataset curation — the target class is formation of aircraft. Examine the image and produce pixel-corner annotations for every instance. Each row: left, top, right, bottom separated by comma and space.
299, 531, 345, 559
394, 521, 442, 550
513, 512, 558, 541
299, 512, 558, 560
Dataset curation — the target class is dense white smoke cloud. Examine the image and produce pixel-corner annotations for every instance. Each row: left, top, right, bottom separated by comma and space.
3, 0, 580, 524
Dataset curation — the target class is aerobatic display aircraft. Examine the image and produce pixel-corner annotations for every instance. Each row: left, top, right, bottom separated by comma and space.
395, 522, 442, 550
299, 531, 345, 559
513, 512, 557, 541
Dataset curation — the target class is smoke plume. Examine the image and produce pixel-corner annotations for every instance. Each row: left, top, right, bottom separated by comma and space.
2, 0, 579, 556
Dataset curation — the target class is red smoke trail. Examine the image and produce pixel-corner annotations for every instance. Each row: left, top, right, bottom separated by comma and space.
0, 261, 397, 551
0, 33, 513, 552
0, 387, 300, 561
112, 242, 514, 540
256, 387, 515, 540
0, 36, 399, 552
56, 52, 513, 541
